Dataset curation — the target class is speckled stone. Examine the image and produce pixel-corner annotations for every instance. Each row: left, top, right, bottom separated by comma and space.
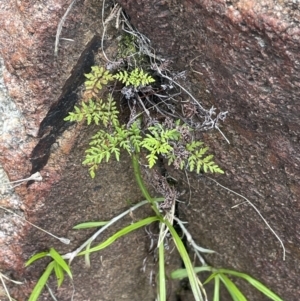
0, 0, 95, 273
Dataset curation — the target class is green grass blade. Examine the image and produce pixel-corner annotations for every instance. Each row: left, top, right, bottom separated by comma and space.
28, 261, 55, 301
174, 267, 284, 301
53, 261, 64, 287
217, 269, 283, 301
213, 275, 220, 301
219, 273, 248, 301
73, 221, 108, 229
165, 221, 204, 301
49, 248, 72, 279
25, 251, 48, 267
171, 266, 213, 279
132, 154, 202, 300
79, 216, 159, 255
158, 238, 166, 301
204, 272, 219, 285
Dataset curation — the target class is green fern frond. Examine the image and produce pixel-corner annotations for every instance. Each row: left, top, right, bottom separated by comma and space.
113, 70, 130, 86
186, 141, 204, 152
64, 105, 84, 123
128, 121, 142, 153
64, 94, 119, 128
167, 154, 176, 166
140, 124, 180, 168
66, 65, 224, 177
186, 143, 223, 174
129, 68, 155, 87
105, 93, 119, 127
146, 152, 158, 168
114, 68, 155, 88
83, 121, 143, 177
84, 66, 114, 93
64, 99, 105, 125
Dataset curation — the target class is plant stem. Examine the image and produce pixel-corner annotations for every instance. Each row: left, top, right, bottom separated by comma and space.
158, 238, 166, 301
132, 153, 205, 301
132, 154, 162, 218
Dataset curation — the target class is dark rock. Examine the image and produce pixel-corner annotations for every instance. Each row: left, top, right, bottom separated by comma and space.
116, 0, 300, 300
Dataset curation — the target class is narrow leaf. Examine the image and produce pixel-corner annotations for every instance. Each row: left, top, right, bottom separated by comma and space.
25, 251, 48, 267
28, 261, 55, 301
166, 221, 204, 301
158, 239, 166, 301
53, 261, 65, 287
204, 272, 219, 285
49, 248, 72, 279
217, 269, 283, 301
171, 266, 213, 279
219, 273, 248, 301
79, 216, 159, 255
213, 275, 220, 301
73, 221, 108, 229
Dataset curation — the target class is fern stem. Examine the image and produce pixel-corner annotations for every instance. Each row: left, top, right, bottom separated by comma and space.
132, 154, 162, 218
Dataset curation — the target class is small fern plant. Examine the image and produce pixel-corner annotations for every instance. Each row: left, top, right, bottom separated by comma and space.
65, 65, 223, 178
84, 66, 114, 97
114, 67, 155, 87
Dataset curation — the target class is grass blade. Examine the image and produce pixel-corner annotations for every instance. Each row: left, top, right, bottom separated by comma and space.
49, 248, 72, 279
53, 261, 64, 287
171, 266, 213, 279
73, 221, 108, 229
219, 273, 248, 301
158, 237, 166, 301
217, 269, 283, 301
28, 261, 55, 301
79, 216, 159, 255
213, 275, 220, 301
166, 221, 204, 301
204, 272, 219, 285
25, 251, 48, 267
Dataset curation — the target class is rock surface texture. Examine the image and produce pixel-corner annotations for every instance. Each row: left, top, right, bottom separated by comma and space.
0, 1, 172, 300
115, 0, 300, 300
0, 0, 299, 300
0, 0, 92, 272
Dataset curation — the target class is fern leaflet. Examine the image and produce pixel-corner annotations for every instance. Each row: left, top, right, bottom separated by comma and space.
85, 66, 114, 94
114, 68, 155, 87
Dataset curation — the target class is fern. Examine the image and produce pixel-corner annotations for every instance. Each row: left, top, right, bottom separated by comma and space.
65, 63, 223, 177
104, 94, 119, 127
117, 33, 138, 59
84, 66, 114, 94
83, 122, 143, 178
140, 124, 180, 168
64, 94, 119, 127
64, 105, 85, 123
186, 141, 224, 174
128, 121, 143, 153
114, 68, 155, 87
64, 99, 104, 125
83, 130, 123, 178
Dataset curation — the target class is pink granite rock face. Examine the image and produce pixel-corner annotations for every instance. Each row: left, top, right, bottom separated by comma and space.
0, 0, 96, 272
0, 0, 299, 299
116, 0, 300, 300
